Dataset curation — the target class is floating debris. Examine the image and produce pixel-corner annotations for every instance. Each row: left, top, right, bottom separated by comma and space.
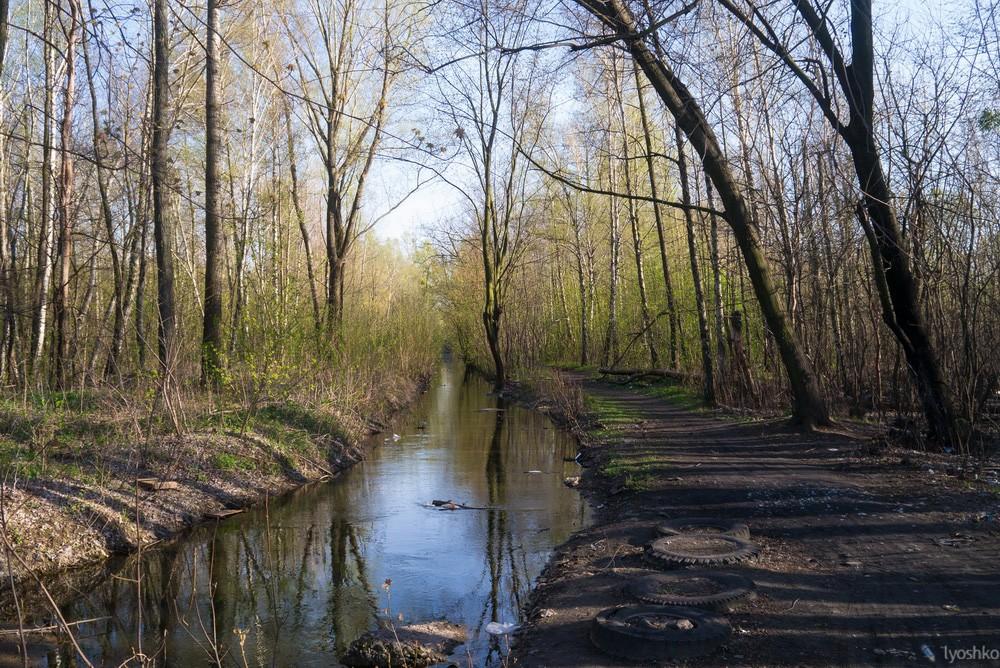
485, 621, 519, 635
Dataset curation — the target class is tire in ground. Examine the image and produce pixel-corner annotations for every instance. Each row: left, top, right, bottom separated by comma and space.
646, 532, 759, 567
656, 517, 750, 540
629, 570, 755, 607
590, 604, 731, 661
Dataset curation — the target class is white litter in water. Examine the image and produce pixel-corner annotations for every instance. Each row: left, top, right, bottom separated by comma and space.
392, 434, 401, 442
485, 622, 519, 635
527, 470, 542, 474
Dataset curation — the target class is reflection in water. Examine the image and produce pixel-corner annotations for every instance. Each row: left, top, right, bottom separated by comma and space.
2, 362, 590, 666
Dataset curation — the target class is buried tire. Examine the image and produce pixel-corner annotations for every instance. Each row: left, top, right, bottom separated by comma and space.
629, 570, 755, 607
647, 533, 759, 567
590, 604, 731, 661
657, 517, 750, 540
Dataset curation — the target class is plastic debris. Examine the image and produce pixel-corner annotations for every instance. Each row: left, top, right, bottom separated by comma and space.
485, 622, 519, 635
921, 644, 936, 662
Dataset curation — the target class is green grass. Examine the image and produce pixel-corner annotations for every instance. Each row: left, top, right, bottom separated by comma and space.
212, 452, 256, 472
599, 455, 662, 492
638, 381, 704, 411
195, 402, 345, 455
0, 441, 43, 479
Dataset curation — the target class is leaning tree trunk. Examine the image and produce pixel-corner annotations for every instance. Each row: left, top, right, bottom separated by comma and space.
839, 2, 957, 445
578, 0, 829, 427
715, 0, 956, 440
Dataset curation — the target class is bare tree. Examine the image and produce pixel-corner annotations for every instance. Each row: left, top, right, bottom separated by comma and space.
201, 0, 224, 386
152, 0, 177, 384
433, 0, 550, 389
285, 0, 399, 339
573, 0, 830, 426
717, 0, 959, 443
52, 0, 82, 388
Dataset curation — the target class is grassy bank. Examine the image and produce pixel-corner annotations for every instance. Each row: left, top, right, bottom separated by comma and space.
0, 363, 434, 584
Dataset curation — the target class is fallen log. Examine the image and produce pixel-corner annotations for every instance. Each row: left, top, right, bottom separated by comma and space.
599, 367, 688, 381
430, 499, 488, 510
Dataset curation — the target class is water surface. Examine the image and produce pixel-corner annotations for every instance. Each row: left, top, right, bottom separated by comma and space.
6, 362, 589, 666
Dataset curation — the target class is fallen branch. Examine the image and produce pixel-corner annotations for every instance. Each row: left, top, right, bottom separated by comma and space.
0, 616, 111, 636
431, 499, 489, 510
599, 367, 688, 382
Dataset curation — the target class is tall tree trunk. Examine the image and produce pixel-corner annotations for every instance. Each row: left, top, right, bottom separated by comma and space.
151, 0, 176, 383
840, 3, 956, 444
481, 192, 505, 390
602, 163, 621, 367
52, 0, 80, 389
82, 0, 124, 384
324, 105, 342, 336
200, 0, 224, 386
675, 126, 714, 404
614, 65, 658, 368
706, 180, 727, 385
554, 259, 574, 344
580, 0, 829, 426
635, 64, 679, 368
573, 222, 589, 366
564, 188, 590, 366
0, 0, 7, 75
135, 215, 148, 372
282, 99, 321, 335
30, 0, 57, 382
0, 0, 10, 382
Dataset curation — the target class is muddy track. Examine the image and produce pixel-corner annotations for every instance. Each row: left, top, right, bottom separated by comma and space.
513, 378, 1000, 667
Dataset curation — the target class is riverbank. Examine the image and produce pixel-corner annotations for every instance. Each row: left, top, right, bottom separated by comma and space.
2, 359, 588, 666
0, 370, 432, 586
513, 373, 1000, 666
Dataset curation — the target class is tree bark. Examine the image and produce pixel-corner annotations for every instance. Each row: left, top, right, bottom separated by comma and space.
0, 0, 11, 382
569, 201, 590, 366
30, 0, 57, 382
200, 0, 224, 386
151, 0, 176, 383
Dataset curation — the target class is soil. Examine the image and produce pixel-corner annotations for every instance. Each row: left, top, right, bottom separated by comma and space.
513, 376, 1000, 667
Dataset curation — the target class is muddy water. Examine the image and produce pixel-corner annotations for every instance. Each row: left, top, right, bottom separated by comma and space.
7, 362, 589, 666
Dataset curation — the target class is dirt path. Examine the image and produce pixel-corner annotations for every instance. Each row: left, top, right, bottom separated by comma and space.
514, 377, 1000, 667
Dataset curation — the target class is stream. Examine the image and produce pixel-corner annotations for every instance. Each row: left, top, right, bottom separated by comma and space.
4, 361, 590, 666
